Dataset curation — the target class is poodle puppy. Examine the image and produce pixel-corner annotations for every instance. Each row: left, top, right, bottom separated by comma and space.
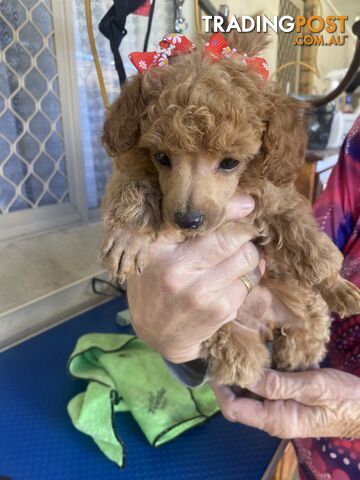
99, 28, 360, 387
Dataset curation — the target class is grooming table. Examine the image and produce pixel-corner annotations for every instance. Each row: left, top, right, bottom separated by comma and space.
0, 297, 283, 480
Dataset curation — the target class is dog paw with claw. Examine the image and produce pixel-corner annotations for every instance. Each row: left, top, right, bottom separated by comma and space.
99, 229, 151, 282
322, 277, 360, 318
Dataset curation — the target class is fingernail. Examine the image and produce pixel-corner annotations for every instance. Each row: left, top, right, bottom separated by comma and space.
237, 195, 255, 212
226, 195, 255, 222
249, 380, 260, 389
259, 259, 266, 275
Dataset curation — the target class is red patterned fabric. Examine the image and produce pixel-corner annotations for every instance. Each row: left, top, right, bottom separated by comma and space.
129, 33, 196, 72
202, 32, 229, 58
129, 33, 269, 80
294, 116, 360, 479
203, 33, 269, 80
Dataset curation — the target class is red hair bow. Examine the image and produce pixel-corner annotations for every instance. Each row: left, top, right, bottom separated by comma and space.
129, 32, 269, 81
129, 33, 196, 72
203, 33, 269, 81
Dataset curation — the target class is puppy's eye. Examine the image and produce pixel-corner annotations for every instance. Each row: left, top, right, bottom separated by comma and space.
154, 153, 171, 167
218, 158, 240, 171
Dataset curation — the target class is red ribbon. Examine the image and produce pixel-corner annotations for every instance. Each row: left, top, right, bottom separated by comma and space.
129, 32, 269, 81
129, 34, 196, 72
203, 33, 269, 80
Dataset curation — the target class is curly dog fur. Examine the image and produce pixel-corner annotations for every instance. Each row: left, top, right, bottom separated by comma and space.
100, 27, 360, 387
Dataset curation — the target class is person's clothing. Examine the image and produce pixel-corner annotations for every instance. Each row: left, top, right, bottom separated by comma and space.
294, 116, 360, 480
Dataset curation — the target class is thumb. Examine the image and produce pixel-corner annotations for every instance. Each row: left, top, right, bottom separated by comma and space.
248, 369, 325, 406
225, 194, 255, 222
154, 193, 255, 243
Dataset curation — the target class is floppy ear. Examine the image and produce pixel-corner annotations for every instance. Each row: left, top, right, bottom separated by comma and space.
102, 74, 145, 157
258, 93, 308, 186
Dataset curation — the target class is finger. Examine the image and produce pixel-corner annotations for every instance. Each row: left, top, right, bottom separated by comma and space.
211, 383, 310, 438
150, 195, 255, 261
207, 271, 263, 328
197, 242, 261, 292
258, 258, 266, 276
234, 284, 274, 331
211, 383, 268, 428
248, 369, 327, 406
181, 223, 255, 268
224, 194, 255, 222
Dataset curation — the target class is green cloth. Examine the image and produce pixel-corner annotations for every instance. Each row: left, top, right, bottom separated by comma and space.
67, 333, 219, 467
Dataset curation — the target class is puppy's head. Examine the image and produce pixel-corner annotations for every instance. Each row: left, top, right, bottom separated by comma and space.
102, 27, 307, 234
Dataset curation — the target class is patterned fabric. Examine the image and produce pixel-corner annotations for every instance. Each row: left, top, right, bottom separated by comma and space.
203, 33, 269, 81
129, 33, 196, 72
294, 116, 360, 479
129, 32, 269, 80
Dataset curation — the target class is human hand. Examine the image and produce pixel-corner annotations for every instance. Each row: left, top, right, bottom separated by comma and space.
127, 194, 263, 363
212, 368, 360, 439
232, 284, 301, 341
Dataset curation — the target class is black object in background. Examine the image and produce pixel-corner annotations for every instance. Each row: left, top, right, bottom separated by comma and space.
308, 102, 336, 150
99, 0, 146, 86
143, 0, 156, 53
346, 70, 360, 94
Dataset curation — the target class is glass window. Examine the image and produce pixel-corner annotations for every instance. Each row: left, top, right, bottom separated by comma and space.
0, 0, 69, 214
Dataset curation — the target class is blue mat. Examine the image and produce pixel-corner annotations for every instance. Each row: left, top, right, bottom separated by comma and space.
0, 297, 281, 480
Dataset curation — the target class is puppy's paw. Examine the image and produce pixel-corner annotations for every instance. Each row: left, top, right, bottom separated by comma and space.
323, 278, 360, 317
203, 326, 270, 388
210, 352, 266, 388
99, 229, 151, 282
272, 328, 328, 372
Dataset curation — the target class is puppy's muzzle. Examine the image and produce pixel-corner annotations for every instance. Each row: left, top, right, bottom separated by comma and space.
174, 211, 204, 230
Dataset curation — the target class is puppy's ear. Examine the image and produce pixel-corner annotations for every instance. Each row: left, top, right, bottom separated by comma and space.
102, 75, 145, 157
258, 93, 308, 186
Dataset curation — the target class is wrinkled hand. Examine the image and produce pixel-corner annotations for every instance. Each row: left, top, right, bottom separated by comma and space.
232, 283, 300, 342
127, 194, 263, 363
212, 368, 360, 439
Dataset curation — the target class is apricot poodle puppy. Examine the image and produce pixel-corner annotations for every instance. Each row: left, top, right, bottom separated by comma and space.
99, 28, 360, 387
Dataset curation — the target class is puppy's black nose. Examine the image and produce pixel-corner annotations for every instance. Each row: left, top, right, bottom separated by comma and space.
174, 211, 204, 230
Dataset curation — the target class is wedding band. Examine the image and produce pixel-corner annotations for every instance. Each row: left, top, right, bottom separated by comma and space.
240, 273, 254, 294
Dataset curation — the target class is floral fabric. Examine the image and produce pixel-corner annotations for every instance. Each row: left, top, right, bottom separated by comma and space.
294, 116, 360, 480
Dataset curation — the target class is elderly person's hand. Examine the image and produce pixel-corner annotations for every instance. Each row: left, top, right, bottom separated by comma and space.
212, 368, 360, 439
127, 194, 263, 363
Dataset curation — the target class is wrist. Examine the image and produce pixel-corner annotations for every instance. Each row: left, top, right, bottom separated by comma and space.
161, 345, 201, 364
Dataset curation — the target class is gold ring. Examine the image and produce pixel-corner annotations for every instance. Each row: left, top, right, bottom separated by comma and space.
240, 274, 253, 294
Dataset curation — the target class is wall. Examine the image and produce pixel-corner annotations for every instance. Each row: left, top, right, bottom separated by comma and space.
182, 0, 279, 71
185, 0, 357, 95
211, 0, 281, 73
312, 0, 356, 94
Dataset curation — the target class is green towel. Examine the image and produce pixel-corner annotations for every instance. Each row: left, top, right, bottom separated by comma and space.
67, 333, 219, 467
